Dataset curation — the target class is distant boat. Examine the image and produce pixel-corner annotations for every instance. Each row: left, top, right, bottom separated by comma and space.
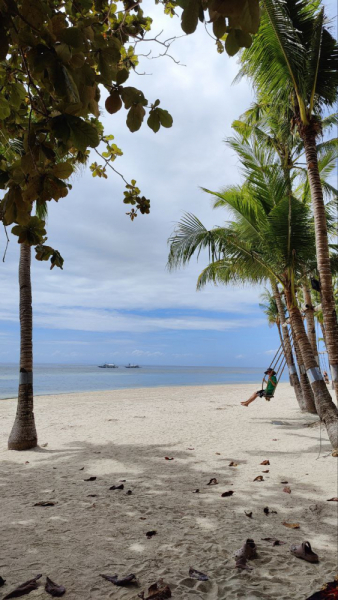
98, 363, 118, 368
125, 363, 140, 368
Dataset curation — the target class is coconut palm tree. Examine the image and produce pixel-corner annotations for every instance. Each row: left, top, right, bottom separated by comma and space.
168, 143, 338, 447
238, 0, 338, 397
260, 286, 306, 411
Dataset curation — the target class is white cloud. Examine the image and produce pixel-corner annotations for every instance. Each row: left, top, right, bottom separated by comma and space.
132, 349, 164, 357
264, 349, 278, 355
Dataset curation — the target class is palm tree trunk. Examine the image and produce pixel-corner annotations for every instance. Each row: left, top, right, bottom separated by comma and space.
285, 286, 338, 450
303, 283, 319, 364
302, 125, 338, 401
8, 243, 37, 450
290, 325, 317, 414
272, 283, 309, 411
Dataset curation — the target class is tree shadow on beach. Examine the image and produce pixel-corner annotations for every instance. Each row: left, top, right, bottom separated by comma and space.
1, 421, 337, 600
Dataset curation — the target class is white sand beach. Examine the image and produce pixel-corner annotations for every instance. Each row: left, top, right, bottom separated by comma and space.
0, 383, 337, 599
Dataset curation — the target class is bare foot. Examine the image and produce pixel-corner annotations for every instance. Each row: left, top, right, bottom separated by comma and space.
241, 401, 249, 407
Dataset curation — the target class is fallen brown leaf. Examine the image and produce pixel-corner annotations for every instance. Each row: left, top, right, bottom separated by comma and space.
164, 457, 174, 461
221, 491, 234, 497
260, 460, 270, 465
253, 476, 264, 482
207, 478, 218, 486
327, 497, 338, 502
262, 470, 269, 473
3, 575, 42, 599
283, 486, 291, 494
100, 573, 137, 587
45, 576, 66, 597
245, 511, 253, 518
146, 530, 157, 539
261, 538, 286, 546
229, 462, 238, 467
282, 522, 300, 529
189, 568, 208, 581
138, 580, 171, 600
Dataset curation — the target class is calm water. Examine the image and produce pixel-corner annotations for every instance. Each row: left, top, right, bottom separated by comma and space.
0, 364, 288, 399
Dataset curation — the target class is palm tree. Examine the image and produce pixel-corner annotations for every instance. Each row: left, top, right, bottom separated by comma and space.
238, 0, 338, 398
7, 239, 37, 450
260, 285, 307, 411
168, 142, 338, 447
7, 202, 49, 450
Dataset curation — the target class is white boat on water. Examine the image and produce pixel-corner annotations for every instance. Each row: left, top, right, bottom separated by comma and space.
125, 363, 140, 368
98, 363, 118, 368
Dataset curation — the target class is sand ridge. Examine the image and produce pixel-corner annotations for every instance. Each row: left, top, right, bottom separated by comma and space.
0, 383, 337, 599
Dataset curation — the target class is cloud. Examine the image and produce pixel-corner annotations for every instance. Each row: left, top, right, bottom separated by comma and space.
264, 349, 278, 355
131, 349, 164, 357
236, 354, 246, 358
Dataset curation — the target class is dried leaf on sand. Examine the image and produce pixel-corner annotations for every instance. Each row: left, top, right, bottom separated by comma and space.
262, 538, 286, 546
221, 491, 234, 497
189, 567, 208, 581
3, 574, 42, 599
207, 478, 218, 486
146, 530, 157, 539
253, 476, 264, 482
45, 577, 66, 597
283, 486, 291, 494
260, 460, 270, 465
282, 522, 300, 529
138, 580, 171, 599
100, 573, 137, 586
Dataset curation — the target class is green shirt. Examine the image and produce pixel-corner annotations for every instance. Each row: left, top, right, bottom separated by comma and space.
266, 375, 277, 395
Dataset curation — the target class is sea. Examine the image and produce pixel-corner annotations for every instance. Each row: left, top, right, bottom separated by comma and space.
0, 364, 288, 400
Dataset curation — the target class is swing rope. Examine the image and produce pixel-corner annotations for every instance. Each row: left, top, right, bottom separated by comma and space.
261, 342, 287, 397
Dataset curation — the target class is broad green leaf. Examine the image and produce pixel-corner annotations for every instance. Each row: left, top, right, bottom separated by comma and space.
21, 0, 46, 29
121, 86, 147, 109
67, 116, 100, 151
213, 17, 227, 39
52, 162, 73, 179
181, 0, 200, 34
225, 29, 241, 56
126, 104, 145, 132
158, 108, 173, 128
116, 68, 129, 85
0, 96, 11, 119
60, 27, 84, 49
147, 110, 161, 133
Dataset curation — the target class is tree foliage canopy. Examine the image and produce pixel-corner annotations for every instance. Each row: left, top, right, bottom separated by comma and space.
0, 0, 175, 265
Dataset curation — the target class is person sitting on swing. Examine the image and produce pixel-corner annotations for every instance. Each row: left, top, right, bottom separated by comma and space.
241, 368, 277, 407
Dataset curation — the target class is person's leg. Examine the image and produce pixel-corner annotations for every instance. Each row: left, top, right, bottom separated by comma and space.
241, 392, 259, 406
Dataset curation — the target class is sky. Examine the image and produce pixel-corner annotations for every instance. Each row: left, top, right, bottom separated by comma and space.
0, 1, 337, 367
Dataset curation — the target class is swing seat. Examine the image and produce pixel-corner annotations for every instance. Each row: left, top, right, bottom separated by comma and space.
265, 394, 274, 402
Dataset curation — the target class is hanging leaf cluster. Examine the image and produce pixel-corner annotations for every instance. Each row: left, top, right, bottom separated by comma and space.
0, 0, 174, 264
159, 0, 260, 54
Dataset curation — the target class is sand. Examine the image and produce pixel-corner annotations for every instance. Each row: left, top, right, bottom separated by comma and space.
0, 383, 337, 600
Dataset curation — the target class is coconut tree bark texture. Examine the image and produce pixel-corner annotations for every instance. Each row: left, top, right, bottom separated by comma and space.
285, 287, 338, 450
272, 284, 306, 411
301, 125, 338, 402
8, 243, 37, 450
303, 283, 319, 364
